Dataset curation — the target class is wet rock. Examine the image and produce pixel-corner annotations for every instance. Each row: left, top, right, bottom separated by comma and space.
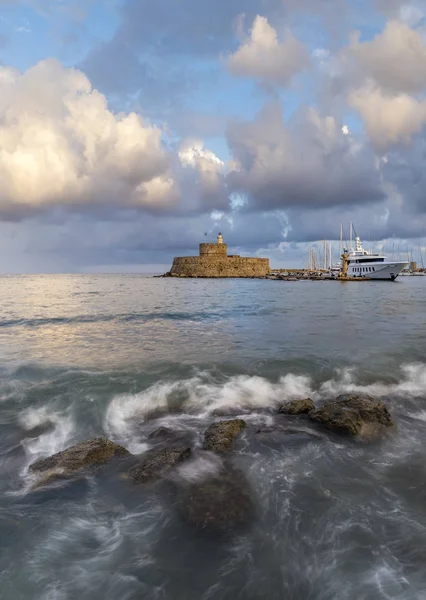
127, 445, 191, 484
29, 437, 130, 481
279, 398, 315, 415
203, 419, 246, 452
177, 462, 254, 532
308, 394, 395, 437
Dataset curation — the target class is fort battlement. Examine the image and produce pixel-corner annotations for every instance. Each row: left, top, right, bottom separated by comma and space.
167, 234, 270, 278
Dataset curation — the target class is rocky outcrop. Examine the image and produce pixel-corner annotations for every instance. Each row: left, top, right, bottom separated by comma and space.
203, 419, 246, 452
177, 462, 254, 532
127, 445, 191, 484
308, 394, 395, 437
29, 437, 130, 485
279, 398, 315, 415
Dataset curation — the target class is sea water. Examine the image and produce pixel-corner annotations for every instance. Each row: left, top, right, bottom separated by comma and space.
1, 274, 426, 599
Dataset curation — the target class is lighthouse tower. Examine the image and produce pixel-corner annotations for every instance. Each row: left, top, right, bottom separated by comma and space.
217, 233, 223, 245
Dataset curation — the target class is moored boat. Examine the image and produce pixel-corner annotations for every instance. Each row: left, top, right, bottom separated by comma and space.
345, 236, 408, 281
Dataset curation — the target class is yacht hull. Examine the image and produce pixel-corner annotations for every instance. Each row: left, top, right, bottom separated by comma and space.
349, 262, 408, 281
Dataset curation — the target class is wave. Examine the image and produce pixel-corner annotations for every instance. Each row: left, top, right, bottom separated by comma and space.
0, 312, 224, 328
104, 363, 426, 441
8, 362, 426, 470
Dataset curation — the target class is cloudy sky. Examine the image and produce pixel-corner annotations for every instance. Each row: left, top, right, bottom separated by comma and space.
0, 0, 426, 272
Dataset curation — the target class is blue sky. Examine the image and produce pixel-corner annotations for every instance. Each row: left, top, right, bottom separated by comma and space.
0, 0, 426, 271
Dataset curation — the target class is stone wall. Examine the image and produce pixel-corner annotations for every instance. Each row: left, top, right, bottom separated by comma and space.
169, 255, 270, 278
199, 243, 227, 256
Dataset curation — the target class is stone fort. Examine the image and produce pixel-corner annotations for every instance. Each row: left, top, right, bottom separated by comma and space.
168, 234, 270, 278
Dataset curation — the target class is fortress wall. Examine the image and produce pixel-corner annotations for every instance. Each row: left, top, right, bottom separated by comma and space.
199, 243, 228, 256
170, 256, 270, 278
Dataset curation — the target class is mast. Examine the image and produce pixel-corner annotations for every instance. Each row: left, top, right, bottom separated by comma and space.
339, 223, 343, 258
350, 222, 352, 250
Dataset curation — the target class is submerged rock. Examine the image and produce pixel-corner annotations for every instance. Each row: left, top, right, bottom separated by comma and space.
127, 445, 191, 484
203, 419, 246, 452
177, 461, 254, 532
29, 437, 130, 483
148, 426, 192, 445
308, 394, 395, 437
255, 424, 324, 440
148, 427, 178, 440
279, 398, 315, 415
21, 421, 56, 439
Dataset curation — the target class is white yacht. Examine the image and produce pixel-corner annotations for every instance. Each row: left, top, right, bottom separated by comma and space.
346, 236, 408, 281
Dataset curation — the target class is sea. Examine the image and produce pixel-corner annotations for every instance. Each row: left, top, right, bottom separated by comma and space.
1, 274, 426, 600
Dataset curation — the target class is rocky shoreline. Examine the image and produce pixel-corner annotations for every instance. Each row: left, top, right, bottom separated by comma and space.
27, 394, 395, 533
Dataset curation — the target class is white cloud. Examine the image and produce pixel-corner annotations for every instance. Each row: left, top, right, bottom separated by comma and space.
0, 59, 178, 216
350, 20, 426, 94
348, 82, 426, 150
227, 15, 310, 86
179, 140, 224, 169
178, 139, 226, 201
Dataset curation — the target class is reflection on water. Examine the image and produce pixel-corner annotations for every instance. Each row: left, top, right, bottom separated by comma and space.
0, 275, 424, 374
0, 275, 426, 599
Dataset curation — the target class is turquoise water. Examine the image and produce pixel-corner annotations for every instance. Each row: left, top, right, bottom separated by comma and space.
1, 275, 426, 599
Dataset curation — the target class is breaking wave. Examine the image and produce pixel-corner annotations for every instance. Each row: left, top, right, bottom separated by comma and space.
104, 362, 426, 437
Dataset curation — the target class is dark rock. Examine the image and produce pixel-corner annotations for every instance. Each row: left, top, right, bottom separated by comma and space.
29, 437, 130, 479
177, 462, 254, 532
279, 398, 315, 415
203, 419, 246, 452
127, 445, 191, 484
308, 394, 395, 437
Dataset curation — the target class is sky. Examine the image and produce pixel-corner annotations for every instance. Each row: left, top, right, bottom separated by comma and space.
0, 0, 426, 272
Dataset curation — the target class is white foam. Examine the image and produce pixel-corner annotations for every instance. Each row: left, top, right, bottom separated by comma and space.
174, 452, 223, 483
320, 363, 426, 399
19, 406, 74, 466
103, 363, 426, 456
408, 409, 426, 422
104, 372, 313, 432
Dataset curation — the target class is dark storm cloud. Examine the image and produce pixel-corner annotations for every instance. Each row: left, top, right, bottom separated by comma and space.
1, 209, 285, 272
382, 136, 426, 216
226, 101, 384, 212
